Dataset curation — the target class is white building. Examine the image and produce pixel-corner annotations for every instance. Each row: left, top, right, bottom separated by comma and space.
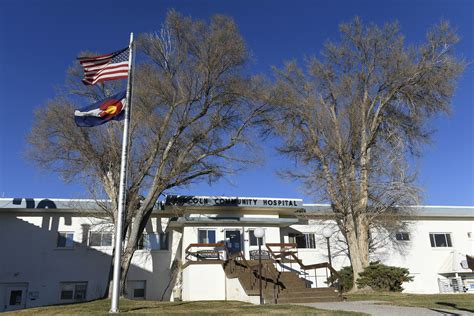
0, 196, 473, 311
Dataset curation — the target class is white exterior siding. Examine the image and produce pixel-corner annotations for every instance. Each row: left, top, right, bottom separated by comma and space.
282, 218, 474, 293
0, 211, 177, 310
378, 219, 474, 293
0, 212, 111, 309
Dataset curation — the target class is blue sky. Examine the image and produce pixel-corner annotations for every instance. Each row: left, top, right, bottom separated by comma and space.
0, 0, 472, 205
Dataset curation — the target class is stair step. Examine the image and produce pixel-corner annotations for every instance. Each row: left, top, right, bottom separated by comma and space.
277, 296, 342, 303
279, 288, 338, 294
281, 287, 338, 293
223, 257, 339, 304
278, 291, 339, 299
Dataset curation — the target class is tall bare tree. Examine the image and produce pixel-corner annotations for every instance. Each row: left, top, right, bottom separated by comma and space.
27, 11, 268, 295
270, 18, 464, 289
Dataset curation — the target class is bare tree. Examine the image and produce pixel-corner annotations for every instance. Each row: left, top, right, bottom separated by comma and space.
299, 213, 412, 262
27, 10, 268, 295
269, 18, 464, 289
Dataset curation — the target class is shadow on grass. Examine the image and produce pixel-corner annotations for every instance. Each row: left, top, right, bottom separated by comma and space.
436, 302, 474, 313
428, 308, 461, 315
123, 301, 196, 312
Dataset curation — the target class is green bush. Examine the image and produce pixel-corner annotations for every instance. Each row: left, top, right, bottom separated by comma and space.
330, 262, 413, 292
358, 261, 414, 291
329, 266, 354, 292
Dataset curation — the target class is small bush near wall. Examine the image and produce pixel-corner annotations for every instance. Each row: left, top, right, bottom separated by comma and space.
331, 262, 413, 292
330, 266, 354, 292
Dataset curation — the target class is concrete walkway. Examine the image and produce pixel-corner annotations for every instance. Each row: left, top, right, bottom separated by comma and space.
300, 301, 474, 316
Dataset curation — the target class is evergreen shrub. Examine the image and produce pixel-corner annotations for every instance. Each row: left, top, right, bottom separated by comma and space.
330, 261, 413, 292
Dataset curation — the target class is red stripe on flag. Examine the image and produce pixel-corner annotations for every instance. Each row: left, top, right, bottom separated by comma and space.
81, 59, 111, 68
84, 65, 129, 76
84, 70, 129, 81
84, 62, 129, 74
83, 75, 129, 85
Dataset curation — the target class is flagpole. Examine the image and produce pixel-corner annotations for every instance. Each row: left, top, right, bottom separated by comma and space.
110, 32, 134, 313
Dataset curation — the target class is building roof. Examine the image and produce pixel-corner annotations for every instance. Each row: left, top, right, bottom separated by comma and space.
0, 196, 473, 218
302, 204, 474, 219
0, 197, 104, 212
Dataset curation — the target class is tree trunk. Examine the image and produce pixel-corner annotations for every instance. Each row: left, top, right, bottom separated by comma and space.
102, 250, 115, 298
109, 205, 154, 296
119, 245, 136, 296
344, 213, 370, 292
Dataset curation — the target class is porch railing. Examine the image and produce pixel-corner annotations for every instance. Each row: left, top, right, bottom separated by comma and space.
184, 243, 283, 303
266, 243, 340, 290
226, 250, 283, 303
184, 242, 227, 262
183, 242, 340, 301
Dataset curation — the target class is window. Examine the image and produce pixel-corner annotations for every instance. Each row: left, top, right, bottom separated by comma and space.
60, 282, 87, 301
198, 229, 216, 244
9, 291, 23, 306
289, 233, 316, 249
138, 233, 169, 250
249, 229, 265, 246
395, 232, 410, 241
127, 280, 146, 300
429, 233, 452, 247
249, 230, 258, 246
89, 232, 113, 247
57, 232, 74, 248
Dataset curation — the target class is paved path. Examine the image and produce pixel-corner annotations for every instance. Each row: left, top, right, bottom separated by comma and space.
300, 301, 474, 316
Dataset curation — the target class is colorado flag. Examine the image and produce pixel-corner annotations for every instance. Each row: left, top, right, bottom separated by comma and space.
74, 91, 126, 127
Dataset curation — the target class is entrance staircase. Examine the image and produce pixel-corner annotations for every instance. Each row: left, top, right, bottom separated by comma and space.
223, 243, 342, 304
184, 242, 342, 304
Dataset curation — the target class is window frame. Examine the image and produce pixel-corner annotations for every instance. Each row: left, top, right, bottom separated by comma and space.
198, 229, 216, 244
429, 232, 453, 248
395, 232, 410, 241
88, 231, 113, 247
288, 233, 316, 249
248, 229, 265, 247
126, 280, 146, 300
57, 232, 75, 248
59, 282, 87, 301
137, 232, 169, 251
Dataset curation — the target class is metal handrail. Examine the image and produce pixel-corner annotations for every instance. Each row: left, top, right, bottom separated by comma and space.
266, 243, 341, 288
223, 247, 284, 302
184, 242, 226, 253
261, 260, 284, 303
185, 242, 226, 261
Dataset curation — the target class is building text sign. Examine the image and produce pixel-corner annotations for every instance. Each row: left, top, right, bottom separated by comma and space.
165, 195, 302, 208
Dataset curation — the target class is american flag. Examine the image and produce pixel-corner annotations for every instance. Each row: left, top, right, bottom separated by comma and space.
78, 47, 130, 85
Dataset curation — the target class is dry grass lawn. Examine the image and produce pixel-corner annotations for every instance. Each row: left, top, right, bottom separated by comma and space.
347, 292, 474, 312
6, 299, 366, 315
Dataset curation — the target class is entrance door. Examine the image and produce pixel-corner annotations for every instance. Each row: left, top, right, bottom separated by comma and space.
5, 285, 27, 311
225, 230, 242, 254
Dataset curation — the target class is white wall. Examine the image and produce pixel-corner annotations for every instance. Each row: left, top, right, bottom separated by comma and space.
281, 218, 474, 293
182, 264, 226, 301
0, 213, 176, 311
181, 263, 259, 303
376, 219, 474, 293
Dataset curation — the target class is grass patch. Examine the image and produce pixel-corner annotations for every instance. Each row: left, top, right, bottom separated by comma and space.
347, 292, 474, 312
7, 299, 366, 315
